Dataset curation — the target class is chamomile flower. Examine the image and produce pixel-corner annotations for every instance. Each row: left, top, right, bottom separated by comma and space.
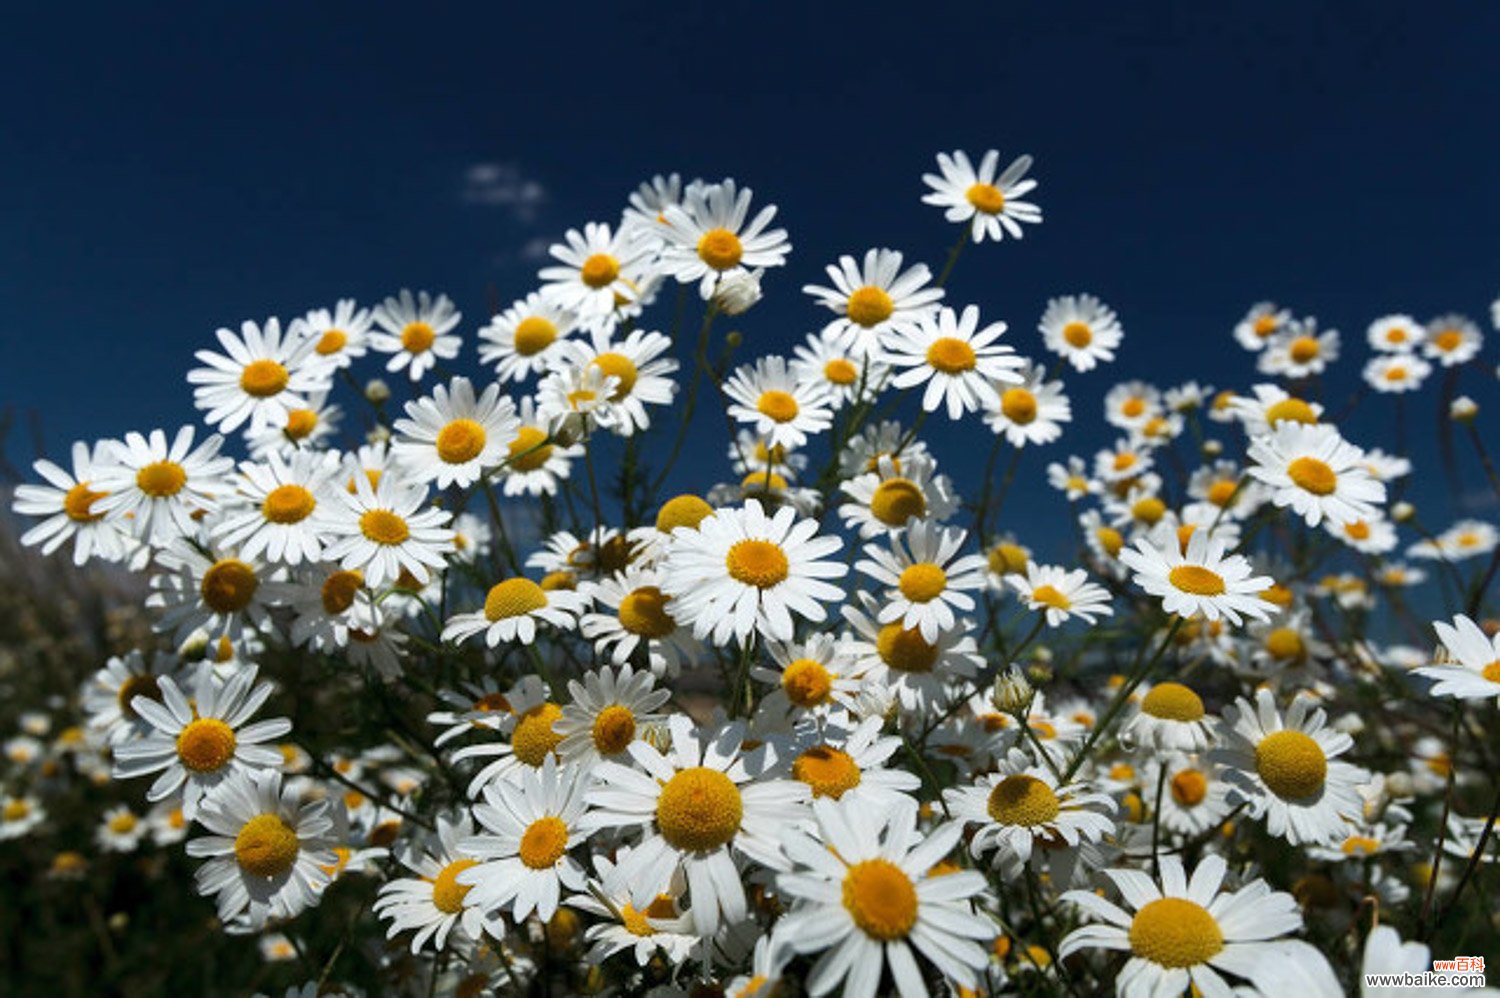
97, 805, 148, 852
837, 420, 932, 480
1104, 381, 1162, 432
12, 439, 131, 565
791, 327, 887, 405
1147, 757, 1235, 838
786, 715, 921, 807
1214, 689, 1369, 845
1041, 293, 1123, 372
245, 389, 342, 460
189, 318, 327, 433
262, 562, 379, 653
443, 576, 587, 647
1423, 313, 1483, 366
147, 539, 275, 642
1409, 519, 1499, 562
322, 473, 454, 588
370, 288, 462, 381
621, 171, 693, 240
214, 450, 340, 565
855, 521, 986, 641
186, 768, 335, 927
839, 455, 958, 538
554, 665, 669, 766
1414, 613, 1500, 704
538, 222, 655, 327
880, 305, 1025, 420
922, 149, 1042, 243
1047, 456, 1099, 500
983, 361, 1071, 445
1006, 562, 1114, 627
1121, 681, 1217, 753
0, 796, 46, 840
802, 248, 943, 351
773, 796, 993, 997
111, 662, 290, 819
724, 355, 835, 451
1259, 319, 1339, 379
840, 591, 982, 715
451, 680, 565, 794
1093, 438, 1154, 484
93, 426, 234, 547
1118, 530, 1275, 625
1059, 853, 1341, 997
1235, 302, 1293, 351
497, 399, 579, 497
1247, 422, 1386, 527
586, 715, 810, 937
659, 178, 791, 298
570, 850, 699, 966
81, 649, 188, 746
556, 328, 679, 437
1325, 514, 1397, 554
534, 358, 619, 436
477, 292, 579, 383
751, 633, 866, 721
392, 377, 520, 488
427, 677, 526, 748
297, 298, 373, 373
661, 498, 846, 646
578, 566, 702, 676
1364, 353, 1432, 393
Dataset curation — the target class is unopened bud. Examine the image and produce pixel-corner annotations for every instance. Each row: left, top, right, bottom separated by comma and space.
724, 330, 743, 350
1385, 772, 1415, 798
1391, 501, 1415, 523
1201, 439, 1223, 457
712, 269, 763, 316
991, 667, 1034, 716
365, 425, 391, 445
364, 378, 391, 404
1450, 396, 1479, 423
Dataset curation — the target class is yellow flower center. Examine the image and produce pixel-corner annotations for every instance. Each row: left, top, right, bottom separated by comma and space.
1170, 769, 1209, 807
1341, 835, 1380, 856
1062, 321, 1093, 348
484, 578, 548, 621
512, 316, 558, 355
519, 815, 570, 869
1206, 480, 1238, 507
965, 182, 1005, 214
697, 228, 744, 271
824, 358, 859, 385
117, 673, 162, 720
1121, 398, 1147, 419
1129, 898, 1223, 968
1265, 628, 1305, 661
176, 717, 238, 773
620, 895, 678, 936
314, 329, 346, 355
4, 800, 30, 821
201, 559, 259, 614
108, 812, 138, 834
1140, 682, 1205, 721
285, 409, 319, 439
401, 322, 436, 354
507, 426, 553, 472
239, 359, 289, 398
540, 570, 576, 591
656, 767, 742, 852
1287, 456, 1337, 496
876, 623, 939, 673
618, 586, 676, 637
591, 705, 637, 756
869, 477, 927, 527
1167, 565, 1226, 597
987, 774, 1060, 826
756, 390, 800, 423
591, 352, 639, 400
261, 483, 316, 524
781, 658, 834, 707
359, 509, 410, 545
792, 745, 862, 799
987, 543, 1030, 576
842, 858, 919, 941
1343, 520, 1371, 541
1000, 387, 1038, 424
1285, 336, 1319, 364
725, 539, 789, 589
64, 482, 108, 522
899, 563, 948, 603
1433, 329, 1463, 352
656, 494, 714, 533
1253, 314, 1280, 337
1482, 660, 1500, 684
1265, 398, 1318, 426
436, 418, 487, 465
1132, 497, 1167, 524
320, 569, 364, 615
136, 460, 188, 498
1261, 584, 1294, 608
846, 285, 895, 327
926, 336, 977, 374
234, 813, 299, 878
1109, 762, 1136, 781
510, 703, 563, 767
1112, 452, 1138, 472
431, 857, 479, 913
742, 470, 788, 494
1030, 584, 1072, 610
1255, 729, 1327, 799
579, 253, 620, 289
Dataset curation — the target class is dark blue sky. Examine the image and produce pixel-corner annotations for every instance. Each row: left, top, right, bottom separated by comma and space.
4, 3, 1498, 545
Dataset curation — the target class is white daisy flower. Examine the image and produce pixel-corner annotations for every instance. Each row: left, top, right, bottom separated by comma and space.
92, 426, 234, 547
661, 498, 846, 646
370, 288, 462, 381
1121, 681, 1216, 753
1166, 380, 1213, 412
538, 222, 655, 328
189, 318, 327, 434
526, 526, 641, 582
1364, 353, 1432, 393
477, 292, 579, 383
1366, 312, 1425, 353
343, 600, 410, 681
839, 454, 958, 539
443, 575, 587, 647
297, 298, 373, 373
1093, 438, 1154, 484
1059, 853, 1341, 997
214, 450, 340, 565
147, 539, 274, 642
534, 357, 620, 437
450, 679, 565, 795
1247, 422, 1386, 528
0, 796, 46, 840
11, 439, 131, 564
621, 171, 694, 241
498, 397, 579, 497
801, 248, 943, 352
840, 590, 982, 715
921, 149, 1041, 243
1047, 456, 1099, 500
1360, 924, 1493, 998
790, 327, 888, 406
555, 328, 679, 437
262, 562, 379, 653
724, 355, 836, 452
1258, 319, 1339, 379
373, 810, 497, 951
1228, 383, 1325, 436
1147, 757, 1235, 839
1414, 613, 1500, 704
554, 665, 669, 767
1120, 530, 1274, 626
1234, 301, 1293, 351
81, 649, 188, 747
111, 662, 290, 819
186, 768, 336, 928
245, 389, 342, 460
391, 376, 520, 488
983, 361, 1071, 445
427, 677, 525, 748
1409, 519, 1498, 562
659, 178, 791, 299
773, 796, 993, 997
570, 849, 699, 966
837, 420, 932, 479
586, 715, 810, 937
1104, 380, 1162, 432
855, 520, 986, 641
322, 473, 454, 588
578, 566, 702, 676
751, 633, 866, 721
785, 715, 920, 807
1325, 514, 1397, 554
1214, 689, 1370, 845
1006, 562, 1114, 627
1424, 312, 1484, 366
1041, 293, 1123, 372
880, 304, 1024, 420
96, 805, 148, 853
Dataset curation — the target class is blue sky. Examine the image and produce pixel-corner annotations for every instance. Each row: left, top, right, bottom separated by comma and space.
3, 4, 1498, 557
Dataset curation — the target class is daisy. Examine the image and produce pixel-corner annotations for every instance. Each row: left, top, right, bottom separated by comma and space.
1414, 613, 1500, 704
1121, 680, 1216, 753
1006, 562, 1114, 627
262, 562, 380, 653
724, 355, 835, 451
245, 389, 342, 460
392, 376, 520, 488
840, 590, 982, 715
577, 566, 702, 676
1423, 312, 1484, 366
1046, 456, 1099, 500
1234, 301, 1293, 351
802, 248, 944, 351
497, 398, 579, 497
147, 539, 275, 642
1258, 318, 1339, 379
370, 288, 462, 381
343, 601, 411, 681
751, 633, 866, 721
786, 715, 921, 807
1093, 438, 1154, 484
477, 292, 579, 383
1166, 380, 1213, 412
586, 715, 810, 937
855, 520, 986, 641
983, 361, 1071, 446
111, 662, 290, 818
1041, 293, 1123, 372
839, 455, 959, 538
922, 149, 1042, 243
427, 676, 527, 748
214, 450, 340, 565
1364, 353, 1432, 393
555, 328, 679, 437
443, 575, 587, 647
1247, 422, 1386, 527
837, 420, 932, 479
791, 327, 887, 406
93, 426, 234, 547
1409, 519, 1499, 562
451, 680, 565, 794
880, 305, 1025, 420
186, 768, 336, 927
538, 222, 655, 327
660, 498, 846, 646
1118, 529, 1275, 625
526, 526, 641, 581
1367, 313, 1425, 353
188, 318, 327, 433
297, 298, 373, 373
569, 850, 699, 966
12, 439, 131, 565
1059, 853, 1342, 997
0, 796, 46, 840
621, 171, 693, 240
96, 805, 148, 852
554, 665, 669, 766
322, 473, 454, 588
1214, 689, 1369, 845
1147, 757, 1235, 839
1104, 381, 1162, 432
658, 178, 791, 299
773, 796, 993, 997
1360, 925, 1492, 998
534, 357, 620, 437
1325, 514, 1397, 554
459, 755, 591, 924
81, 648, 188, 746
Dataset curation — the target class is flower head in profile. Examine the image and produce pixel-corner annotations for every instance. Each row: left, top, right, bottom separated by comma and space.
11, 439, 132, 565
1414, 613, 1500, 704
1119, 530, 1274, 626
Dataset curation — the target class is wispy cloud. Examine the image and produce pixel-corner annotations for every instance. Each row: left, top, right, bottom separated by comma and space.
460, 163, 546, 222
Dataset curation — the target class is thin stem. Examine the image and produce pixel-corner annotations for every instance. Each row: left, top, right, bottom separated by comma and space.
1061, 617, 1183, 783
1418, 704, 1463, 939
934, 227, 972, 288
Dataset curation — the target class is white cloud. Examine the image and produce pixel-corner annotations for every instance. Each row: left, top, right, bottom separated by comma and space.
461, 163, 546, 222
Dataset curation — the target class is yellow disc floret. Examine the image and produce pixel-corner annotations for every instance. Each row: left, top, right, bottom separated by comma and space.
697, 228, 743, 271
846, 286, 895, 327
507, 426, 553, 472
512, 316, 558, 355
1000, 388, 1038, 424
869, 478, 927, 527
842, 858, 919, 941
431, 857, 478, 913
1168, 565, 1226, 597
64, 482, 108, 522
234, 813, 300, 878
1255, 730, 1327, 799
725, 539, 789, 589
262, 484, 316, 524
656, 494, 714, 533
656, 767, 742, 852
359, 509, 410, 545
591, 352, 639, 400
176, 717, 237, 772
201, 559, 259, 614
136, 460, 188, 498
618, 586, 676, 637
436, 418, 487, 465
965, 183, 1005, 215
926, 337, 977, 374
986, 774, 1061, 826
484, 578, 548, 622
1286, 456, 1337, 496
591, 705, 637, 756
1129, 897, 1223, 968
401, 322, 435, 354
1140, 683, 1205, 722
899, 563, 948, 603
239, 359, 289, 398
781, 658, 834, 707
510, 703, 563, 766
876, 623, 938, 673
519, 815, 570, 869
792, 745, 862, 799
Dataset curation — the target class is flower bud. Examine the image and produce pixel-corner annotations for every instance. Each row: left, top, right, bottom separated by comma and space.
1450, 396, 1479, 423
1201, 439, 1223, 458
1391, 501, 1415, 523
991, 667, 1034, 716
364, 378, 391, 404
712, 268, 763, 316
366, 425, 391, 445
